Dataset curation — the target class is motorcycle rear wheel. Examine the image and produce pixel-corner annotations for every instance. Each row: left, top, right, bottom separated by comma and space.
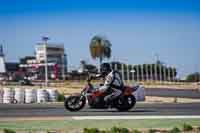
64, 95, 86, 112
115, 95, 136, 111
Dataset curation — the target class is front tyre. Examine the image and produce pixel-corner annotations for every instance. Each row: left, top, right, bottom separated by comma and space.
64, 95, 86, 112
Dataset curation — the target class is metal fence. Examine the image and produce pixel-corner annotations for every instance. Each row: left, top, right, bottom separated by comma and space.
110, 63, 177, 83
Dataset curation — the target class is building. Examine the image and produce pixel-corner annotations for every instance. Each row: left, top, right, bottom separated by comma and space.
20, 56, 37, 64
19, 43, 67, 80
78, 60, 98, 73
35, 43, 67, 79
36, 43, 65, 64
0, 45, 6, 74
0, 45, 21, 81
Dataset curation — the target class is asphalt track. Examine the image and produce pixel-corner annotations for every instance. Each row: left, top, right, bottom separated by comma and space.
0, 103, 200, 118
146, 88, 200, 98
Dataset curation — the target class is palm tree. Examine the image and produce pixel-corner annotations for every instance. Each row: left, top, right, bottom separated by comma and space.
89, 35, 112, 65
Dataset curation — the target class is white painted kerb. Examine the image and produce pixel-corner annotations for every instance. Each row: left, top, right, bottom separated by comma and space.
72, 115, 200, 120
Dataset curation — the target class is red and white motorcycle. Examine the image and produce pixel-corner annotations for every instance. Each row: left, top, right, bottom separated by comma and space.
64, 75, 142, 112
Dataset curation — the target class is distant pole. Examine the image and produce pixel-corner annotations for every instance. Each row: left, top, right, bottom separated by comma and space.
163, 65, 167, 82
146, 64, 149, 81
154, 53, 159, 82
150, 64, 153, 82
42, 36, 49, 86
141, 65, 144, 81
136, 65, 139, 81
127, 65, 130, 82
121, 63, 124, 81
172, 67, 176, 82
167, 66, 171, 82
159, 64, 162, 83
132, 65, 135, 81
154, 64, 157, 81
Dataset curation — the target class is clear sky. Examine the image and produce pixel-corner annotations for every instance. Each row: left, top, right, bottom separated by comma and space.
0, 0, 200, 78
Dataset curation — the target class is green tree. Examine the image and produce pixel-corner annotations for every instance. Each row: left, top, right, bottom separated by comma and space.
89, 35, 112, 65
186, 72, 200, 82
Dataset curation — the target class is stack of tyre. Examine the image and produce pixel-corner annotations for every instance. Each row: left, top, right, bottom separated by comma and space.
0, 89, 3, 103
25, 89, 37, 103
3, 88, 14, 104
0, 87, 58, 104
46, 89, 58, 102
14, 88, 25, 104
37, 89, 48, 103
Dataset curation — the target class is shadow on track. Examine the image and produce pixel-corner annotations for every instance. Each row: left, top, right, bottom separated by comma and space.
79, 109, 156, 113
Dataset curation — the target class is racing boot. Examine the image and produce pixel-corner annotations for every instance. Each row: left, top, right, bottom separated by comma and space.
104, 96, 115, 108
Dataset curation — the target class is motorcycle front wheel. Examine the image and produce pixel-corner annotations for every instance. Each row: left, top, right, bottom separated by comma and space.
64, 95, 86, 112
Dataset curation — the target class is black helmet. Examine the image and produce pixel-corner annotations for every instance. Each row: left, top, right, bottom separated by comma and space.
100, 63, 112, 76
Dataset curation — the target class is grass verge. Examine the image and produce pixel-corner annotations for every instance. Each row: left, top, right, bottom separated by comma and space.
0, 119, 200, 131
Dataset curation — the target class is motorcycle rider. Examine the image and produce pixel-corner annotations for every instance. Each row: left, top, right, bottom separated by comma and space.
98, 63, 124, 106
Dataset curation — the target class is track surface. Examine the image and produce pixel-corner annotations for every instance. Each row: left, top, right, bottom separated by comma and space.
0, 103, 200, 118
146, 88, 200, 98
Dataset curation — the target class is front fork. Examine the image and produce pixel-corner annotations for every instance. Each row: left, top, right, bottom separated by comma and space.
75, 91, 87, 104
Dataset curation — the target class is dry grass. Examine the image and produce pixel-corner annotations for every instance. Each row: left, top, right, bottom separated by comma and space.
0, 81, 199, 96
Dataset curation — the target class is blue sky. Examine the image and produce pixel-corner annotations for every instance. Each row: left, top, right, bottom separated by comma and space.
0, 0, 200, 78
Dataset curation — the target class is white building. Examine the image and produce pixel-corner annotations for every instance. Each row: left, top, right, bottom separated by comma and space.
36, 43, 65, 63
35, 43, 67, 79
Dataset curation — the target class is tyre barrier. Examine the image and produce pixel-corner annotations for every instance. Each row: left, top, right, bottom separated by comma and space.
0, 88, 59, 104
3, 88, 15, 104
37, 89, 48, 103
46, 88, 58, 102
14, 88, 25, 104
0, 89, 3, 103
25, 89, 37, 104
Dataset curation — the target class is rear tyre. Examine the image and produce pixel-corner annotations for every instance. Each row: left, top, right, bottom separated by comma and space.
115, 95, 136, 111
64, 96, 86, 112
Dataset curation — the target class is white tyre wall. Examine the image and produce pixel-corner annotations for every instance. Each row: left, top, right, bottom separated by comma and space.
14, 88, 25, 104
46, 89, 58, 102
0, 89, 3, 103
25, 89, 37, 103
3, 88, 14, 104
37, 89, 48, 103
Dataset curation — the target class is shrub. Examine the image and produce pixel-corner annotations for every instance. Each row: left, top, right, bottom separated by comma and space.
47, 131, 57, 133
148, 129, 157, 133
84, 128, 99, 133
99, 130, 108, 133
168, 127, 181, 133
57, 93, 65, 102
3, 129, 16, 133
183, 123, 193, 131
132, 129, 142, 133
120, 128, 129, 133
110, 127, 130, 133
110, 127, 120, 133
